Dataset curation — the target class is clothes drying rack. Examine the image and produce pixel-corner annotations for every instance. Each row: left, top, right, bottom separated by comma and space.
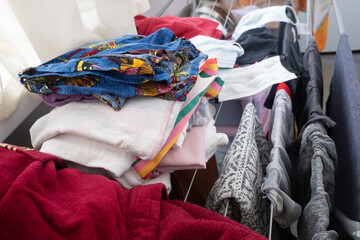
153, 0, 356, 239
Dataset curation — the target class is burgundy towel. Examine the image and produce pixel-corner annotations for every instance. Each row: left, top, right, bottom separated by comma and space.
135, 15, 223, 40
0, 143, 266, 240
160, 200, 267, 239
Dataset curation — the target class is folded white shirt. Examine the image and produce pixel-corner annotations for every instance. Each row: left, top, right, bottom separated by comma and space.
31, 96, 183, 179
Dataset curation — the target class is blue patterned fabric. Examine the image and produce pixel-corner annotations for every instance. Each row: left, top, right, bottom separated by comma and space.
19, 28, 207, 110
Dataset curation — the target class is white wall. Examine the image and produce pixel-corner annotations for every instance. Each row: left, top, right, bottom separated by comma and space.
298, 0, 360, 52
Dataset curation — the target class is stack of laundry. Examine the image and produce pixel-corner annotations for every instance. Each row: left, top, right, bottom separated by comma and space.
22, 27, 228, 191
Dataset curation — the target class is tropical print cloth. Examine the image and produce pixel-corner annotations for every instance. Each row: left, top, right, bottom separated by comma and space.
19, 28, 207, 110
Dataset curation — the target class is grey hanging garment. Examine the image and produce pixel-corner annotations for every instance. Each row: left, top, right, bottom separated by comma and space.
289, 38, 338, 239
294, 122, 339, 240
262, 85, 302, 229
206, 103, 270, 236
326, 34, 360, 222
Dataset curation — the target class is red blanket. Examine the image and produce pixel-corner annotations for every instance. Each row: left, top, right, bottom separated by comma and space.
0, 143, 266, 239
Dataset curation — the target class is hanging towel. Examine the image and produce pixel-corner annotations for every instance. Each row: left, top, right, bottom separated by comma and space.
326, 34, 360, 222
206, 103, 270, 236
262, 85, 302, 229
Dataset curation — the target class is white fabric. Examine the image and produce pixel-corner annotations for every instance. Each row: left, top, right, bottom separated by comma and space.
232, 5, 298, 40
240, 86, 272, 137
190, 36, 244, 68
132, 0, 151, 15
174, 121, 189, 149
205, 118, 229, 162
218, 56, 297, 102
0, 0, 148, 120
65, 160, 172, 193
314, 0, 332, 30
117, 167, 171, 193
31, 96, 182, 178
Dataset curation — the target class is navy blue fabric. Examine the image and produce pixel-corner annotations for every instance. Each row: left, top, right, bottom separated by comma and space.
234, 27, 278, 66
326, 34, 360, 222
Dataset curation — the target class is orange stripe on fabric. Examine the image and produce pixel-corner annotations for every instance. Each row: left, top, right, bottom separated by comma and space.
138, 128, 184, 178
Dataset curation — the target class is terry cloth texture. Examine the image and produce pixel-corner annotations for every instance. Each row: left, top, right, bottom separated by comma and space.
0, 143, 267, 240
20, 28, 206, 110
206, 103, 270, 236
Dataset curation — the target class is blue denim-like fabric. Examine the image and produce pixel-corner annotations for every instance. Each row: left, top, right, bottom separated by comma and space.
326, 34, 360, 222
19, 28, 207, 110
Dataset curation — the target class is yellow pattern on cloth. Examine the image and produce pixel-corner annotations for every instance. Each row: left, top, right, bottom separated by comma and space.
140, 81, 160, 96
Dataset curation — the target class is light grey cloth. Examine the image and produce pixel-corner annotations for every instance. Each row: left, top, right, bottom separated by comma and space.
294, 122, 338, 240
187, 97, 208, 130
262, 89, 302, 228
206, 103, 270, 236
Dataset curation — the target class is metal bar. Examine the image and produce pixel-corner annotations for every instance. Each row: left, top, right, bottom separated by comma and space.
332, 0, 345, 34
223, 0, 236, 30
184, 169, 198, 202
211, 0, 219, 12
192, 0, 204, 17
268, 203, 274, 240
156, 0, 175, 17
306, 0, 312, 45
224, 199, 230, 216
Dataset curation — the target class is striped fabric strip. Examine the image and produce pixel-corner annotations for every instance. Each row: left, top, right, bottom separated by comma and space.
198, 58, 218, 78
204, 77, 224, 98
198, 58, 218, 73
133, 58, 223, 179
133, 100, 201, 178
